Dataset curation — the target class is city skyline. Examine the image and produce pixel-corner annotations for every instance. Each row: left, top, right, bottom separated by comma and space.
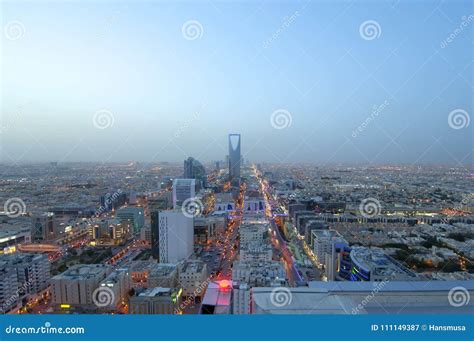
1, 0, 472, 165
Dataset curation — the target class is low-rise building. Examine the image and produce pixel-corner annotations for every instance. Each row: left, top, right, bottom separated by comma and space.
178, 260, 207, 301
51, 264, 110, 307
129, 287, 181, 314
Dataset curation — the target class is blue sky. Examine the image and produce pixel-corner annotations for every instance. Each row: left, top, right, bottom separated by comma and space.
1, 0, 472, 165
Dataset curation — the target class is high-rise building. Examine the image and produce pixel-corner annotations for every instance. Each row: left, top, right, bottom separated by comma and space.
158, 210, 194, 263
116, 207, 145, 234
150, 211, 160, 260
183, 157, 207, 189
228, 134, 241, 181
31, 212, 56, 241
172, 179, 196, 209
148, 196, 172, 261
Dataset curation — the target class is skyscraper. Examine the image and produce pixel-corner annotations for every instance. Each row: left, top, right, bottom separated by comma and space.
172, 179, 196, 209
228, 134, 241, 181
158, 210, 194, 263
183, 157, 207, 189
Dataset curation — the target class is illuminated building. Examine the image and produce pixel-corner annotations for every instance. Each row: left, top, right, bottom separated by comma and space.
178, 260, 207, 301
200, 280, 232, 314
129, 287, 181, 314
0, 228, 31, 254
311, 230, 346, 267
349, 247, 417, 281
116, 207, 144, 234
88, 219, 131, 245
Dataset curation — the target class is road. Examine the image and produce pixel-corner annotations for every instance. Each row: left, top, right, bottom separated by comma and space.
253, 166, 304, 285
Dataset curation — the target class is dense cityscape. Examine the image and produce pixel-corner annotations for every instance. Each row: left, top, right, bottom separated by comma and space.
0, 133, 472, 315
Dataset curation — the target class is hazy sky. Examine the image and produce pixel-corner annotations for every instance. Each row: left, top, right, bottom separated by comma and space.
1, 0, 472, 166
